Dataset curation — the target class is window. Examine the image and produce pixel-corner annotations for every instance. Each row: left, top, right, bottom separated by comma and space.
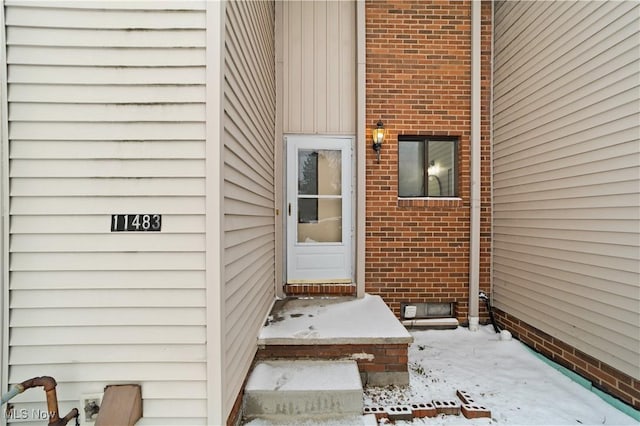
398, 136, 458, 197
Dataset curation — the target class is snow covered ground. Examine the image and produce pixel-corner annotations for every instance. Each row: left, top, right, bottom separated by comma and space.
247, 325, 637, 426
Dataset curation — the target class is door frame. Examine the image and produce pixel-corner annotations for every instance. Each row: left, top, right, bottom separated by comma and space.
274, 1, 366, 298
284, 135, 355, 284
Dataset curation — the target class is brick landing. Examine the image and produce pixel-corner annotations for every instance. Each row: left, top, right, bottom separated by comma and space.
257, 294, 413, 386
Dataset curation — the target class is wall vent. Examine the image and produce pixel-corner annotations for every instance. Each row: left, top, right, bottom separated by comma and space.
401, 302, 454, 320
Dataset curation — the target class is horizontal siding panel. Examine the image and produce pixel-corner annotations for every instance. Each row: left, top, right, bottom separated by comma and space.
495, 3, 637, 114
10, 270, 205, 290
495, 99, 639, 159
6, 7, 206, 29
225, 225, 274, 248
10, 326, 205, 346
136, 400, 207, 420
8, 65, 206, 85
9, 84, 205, 103
11, 215, 204, 234
493, 193, 638, 210
494, 115, 639, 163
224, 181, 273, 210
11, 234, 205, 252
226, 259, 274, 312
10, 252, 205, 271
494, 127, 638, 172
225, 244, 274, 290
10, 140, 205, 159
10, 103, 206, 122
493, 263, 639, 316
224, 147, 273, 192
495, 60, 639, 140
223, 0, 275, 417
11, 178, 205, 196
9, 362, 206, 382
224, 117, 274, 170
493, 255, 637, 300
5, 4, 209, 423
493, 174, 639, 202
494, 2, 630, 95
10, 290, 204, 309
496, 274, 638, 350
10, 160, 205, 177
5, 1, 205, 9
491, 218, 637, 233
495, 93, 639, 157
494, 226, 638, 247
10, 196, 205, 215
224, 198, 273, 217
10, 308, 206, 327
225, 156, 273, 195
494, 239, 637, 275
7, 27, 206, 47
494, 246, 638, 295
6, 380, 206, 402
492, 290, 639, 378
493, 206, 638, 221
8, 46, 205, 66
225, 215, 273, 232
10, 122, 205, 141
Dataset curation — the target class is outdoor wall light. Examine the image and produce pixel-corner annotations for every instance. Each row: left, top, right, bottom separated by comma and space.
372, 120, 385, 163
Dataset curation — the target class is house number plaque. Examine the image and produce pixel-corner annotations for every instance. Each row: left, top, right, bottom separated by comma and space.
111, 214, 161, 232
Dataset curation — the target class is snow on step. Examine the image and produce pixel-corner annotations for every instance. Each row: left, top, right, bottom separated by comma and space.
243, 360, 363, 420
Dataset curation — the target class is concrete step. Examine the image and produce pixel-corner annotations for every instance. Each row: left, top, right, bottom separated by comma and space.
243, 360, 363, 421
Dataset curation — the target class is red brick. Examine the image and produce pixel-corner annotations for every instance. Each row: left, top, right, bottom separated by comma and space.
365, 0, 492, 323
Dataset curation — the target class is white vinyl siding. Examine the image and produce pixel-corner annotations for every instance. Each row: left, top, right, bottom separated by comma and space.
493, 1, 640, 379
282, 0, 356, 135
5, 2, 207, 425
223, 0, 276, 418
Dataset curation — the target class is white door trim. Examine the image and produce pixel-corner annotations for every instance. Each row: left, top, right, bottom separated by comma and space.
285, 135, 354, 283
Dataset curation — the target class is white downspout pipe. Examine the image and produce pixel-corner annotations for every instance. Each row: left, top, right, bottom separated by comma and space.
468, 0, 481, 331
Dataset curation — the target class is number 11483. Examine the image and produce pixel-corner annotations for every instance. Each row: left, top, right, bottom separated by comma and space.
111, 214, 161, 232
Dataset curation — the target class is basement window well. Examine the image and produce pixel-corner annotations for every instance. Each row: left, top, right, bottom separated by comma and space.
401, 302, 454, 320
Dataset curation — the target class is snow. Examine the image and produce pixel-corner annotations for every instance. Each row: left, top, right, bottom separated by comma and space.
259, 295, 412, 344
245, 361, 362, 392
246, 325, 637, 426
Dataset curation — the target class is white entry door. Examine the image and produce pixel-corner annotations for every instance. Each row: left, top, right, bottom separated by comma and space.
286, 136, 353, 283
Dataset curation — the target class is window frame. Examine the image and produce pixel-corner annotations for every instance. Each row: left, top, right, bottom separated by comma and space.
397, 135, 459, 198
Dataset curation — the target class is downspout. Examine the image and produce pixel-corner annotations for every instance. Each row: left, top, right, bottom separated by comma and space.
468, 0, 481, 331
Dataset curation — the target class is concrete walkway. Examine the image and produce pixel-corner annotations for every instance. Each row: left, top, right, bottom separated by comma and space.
259, 294, 413, 345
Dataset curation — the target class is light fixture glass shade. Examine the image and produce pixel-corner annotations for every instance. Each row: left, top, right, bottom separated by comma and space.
372, 121, 385, 145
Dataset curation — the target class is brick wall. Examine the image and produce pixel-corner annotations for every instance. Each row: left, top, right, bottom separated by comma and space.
256, 343, 409, 385
365, 0, 492, 322
494, 308, 640, 410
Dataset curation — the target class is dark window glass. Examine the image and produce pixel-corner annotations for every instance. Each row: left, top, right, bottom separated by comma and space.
398, 137, 457, 197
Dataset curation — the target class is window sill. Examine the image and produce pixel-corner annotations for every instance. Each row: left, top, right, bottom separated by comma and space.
398, 197, 463, 208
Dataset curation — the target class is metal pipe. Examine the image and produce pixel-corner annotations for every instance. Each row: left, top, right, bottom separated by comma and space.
1, 384, 24, 404
2, 376, 79, 426
468, 0, 482, 331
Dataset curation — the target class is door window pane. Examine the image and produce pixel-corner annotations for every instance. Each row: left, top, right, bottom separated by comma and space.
298, 199, 342, 243
297, 148, 342, 243
298, 150, 318, 195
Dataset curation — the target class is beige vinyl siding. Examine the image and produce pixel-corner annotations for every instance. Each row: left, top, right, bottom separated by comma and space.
223, 0, 276, 418
5, 2, 207, 424
493, 1, 640, 379
282, 0, 356, 135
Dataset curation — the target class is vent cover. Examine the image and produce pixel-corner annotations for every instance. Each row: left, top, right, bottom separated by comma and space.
401, 302, 454, 320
